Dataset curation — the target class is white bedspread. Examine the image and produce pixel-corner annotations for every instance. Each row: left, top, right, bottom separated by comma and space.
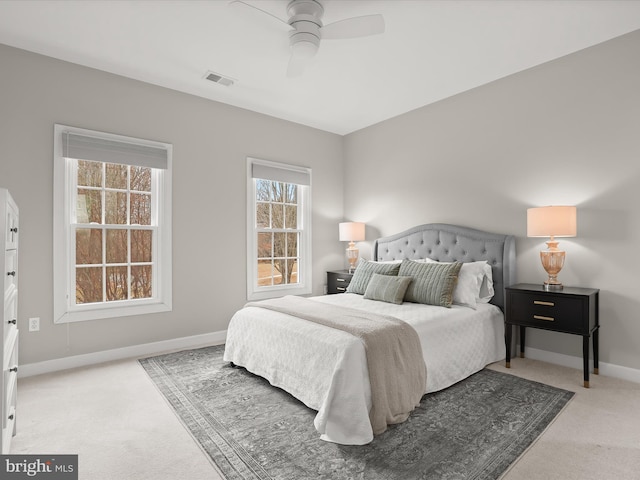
223, 293, 505, 445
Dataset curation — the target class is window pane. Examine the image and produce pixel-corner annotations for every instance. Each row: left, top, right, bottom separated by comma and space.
287, 232, 298, 257
256, 203, 270, 228
106, 266, 128, 301
271, 182, 285, 202
131, 265, 152, 299
77, 189, 102, 224
76, 267, 103, 304
273, 232, 286, 258
130, 193, 151, 225
285, 184, 297, 204
290, 259, 299, 284
274, 259, 298, 285
105, 163, 128, 189
76, 228, 102, 265
272, 204, 284, 229
256, 179, 270, 202
257, 232, 272, 258
272, 259, 286, 285
131, 166, 151, 192
285, 205, 297, 229
131, 230, 152, 263
77, 160, 102, 188
257, 260, 273, 286
105, 191, 127, 224
106, 229, 127, 264
279, 259, 299, 285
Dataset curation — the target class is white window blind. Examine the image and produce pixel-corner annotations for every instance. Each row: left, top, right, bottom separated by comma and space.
251, 162, 310, 186
62, 132, 168, 170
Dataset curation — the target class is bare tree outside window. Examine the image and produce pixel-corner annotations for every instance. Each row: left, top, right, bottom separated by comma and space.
255, 179, 300, 287
75, 160, 154, 304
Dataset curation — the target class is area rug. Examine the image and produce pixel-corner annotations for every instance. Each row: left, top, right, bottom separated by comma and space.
139, 345, 573, 480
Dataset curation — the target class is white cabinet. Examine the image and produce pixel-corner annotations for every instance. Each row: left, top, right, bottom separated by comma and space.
1, 188, 18, 454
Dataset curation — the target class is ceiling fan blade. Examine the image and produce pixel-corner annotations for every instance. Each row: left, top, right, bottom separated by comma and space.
286, 54, 307, 78
286, 40, 319, 78
229, 0, 291, 29
320, 14, 385, 40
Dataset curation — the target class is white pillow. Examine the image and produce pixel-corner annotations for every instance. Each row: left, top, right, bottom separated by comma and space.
419, 258, 493, 309
477, 262, 494, 303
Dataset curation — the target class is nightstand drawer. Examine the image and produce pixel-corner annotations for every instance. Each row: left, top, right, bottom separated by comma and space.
327, 270, 353, 294
508, 291, 585, 334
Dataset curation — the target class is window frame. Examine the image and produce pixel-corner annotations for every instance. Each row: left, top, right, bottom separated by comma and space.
53, 124, 172, 323
246, 157, 312, 301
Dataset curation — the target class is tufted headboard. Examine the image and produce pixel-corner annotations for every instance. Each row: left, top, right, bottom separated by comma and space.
373, 223, 516, 311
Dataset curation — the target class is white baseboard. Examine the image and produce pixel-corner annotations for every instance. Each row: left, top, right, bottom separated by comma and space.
19, 330, 227, 378
525, 347, 640, 384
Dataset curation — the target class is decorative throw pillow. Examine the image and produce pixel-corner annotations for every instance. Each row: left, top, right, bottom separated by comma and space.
346, 260, 401, 295
399, 259, 462, 307
421, 258, 494, 308
364, 273, 413, 304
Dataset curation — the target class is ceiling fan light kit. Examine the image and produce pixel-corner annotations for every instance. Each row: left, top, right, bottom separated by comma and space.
233, 0, 385, 77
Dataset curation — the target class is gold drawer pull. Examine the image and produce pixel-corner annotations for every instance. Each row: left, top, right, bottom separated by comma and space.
534, 315, 555, 321
336, 287, 346, 292
336, 278, 346, 282
534, 300, 554, 306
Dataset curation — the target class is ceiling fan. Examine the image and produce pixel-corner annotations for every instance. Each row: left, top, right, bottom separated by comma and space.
231, 0, 385, 77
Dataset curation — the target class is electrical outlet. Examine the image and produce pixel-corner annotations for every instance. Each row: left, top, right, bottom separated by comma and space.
29, 317, 40, 332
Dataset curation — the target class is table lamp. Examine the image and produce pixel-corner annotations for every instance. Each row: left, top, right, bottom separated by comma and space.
527, 206, 577, 290
339, 222, 365, 273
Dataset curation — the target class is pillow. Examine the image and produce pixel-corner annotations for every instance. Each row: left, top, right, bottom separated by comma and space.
421, 258, 494, 308
477, 262, 495, 303
398, 259, 462, 307
364, 273, 412, 304
346, 260, 401, 294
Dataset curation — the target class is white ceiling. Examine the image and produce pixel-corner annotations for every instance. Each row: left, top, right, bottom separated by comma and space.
1, 0, 640, 135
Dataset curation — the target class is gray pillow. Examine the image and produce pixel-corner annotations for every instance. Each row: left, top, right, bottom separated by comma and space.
346, 260, 401, 294
364, 273, 412, 304
399, 259, 462, 307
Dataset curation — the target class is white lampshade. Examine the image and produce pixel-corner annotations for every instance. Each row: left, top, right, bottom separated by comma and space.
527, 206, 577, 238
339, 222, 365, 242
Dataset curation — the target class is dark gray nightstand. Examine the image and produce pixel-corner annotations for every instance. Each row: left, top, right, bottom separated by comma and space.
505, 283, 600, 388
326, 270, 353, 294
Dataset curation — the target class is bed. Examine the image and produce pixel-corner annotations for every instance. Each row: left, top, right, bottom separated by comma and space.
224, 223, 516, 445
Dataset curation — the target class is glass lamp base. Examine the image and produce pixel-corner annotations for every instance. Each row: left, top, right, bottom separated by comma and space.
540, 249, 565, 291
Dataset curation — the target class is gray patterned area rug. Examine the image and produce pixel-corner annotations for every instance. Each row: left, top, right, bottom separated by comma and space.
139, 345, 573, 480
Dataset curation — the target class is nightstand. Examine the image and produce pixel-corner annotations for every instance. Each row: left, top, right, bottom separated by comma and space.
505, 283, 600, 388
326, 270, 353, 294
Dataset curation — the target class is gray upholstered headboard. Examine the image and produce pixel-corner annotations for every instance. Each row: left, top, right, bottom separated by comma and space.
373, 223, 516, 311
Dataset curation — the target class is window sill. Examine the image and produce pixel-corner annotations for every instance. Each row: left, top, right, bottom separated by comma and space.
247, 285, 312, 302
54, 301, 172, 323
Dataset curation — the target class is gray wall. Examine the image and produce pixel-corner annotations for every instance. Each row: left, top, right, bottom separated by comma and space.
2, 29, 639, 374
344, 30, 640, 371
0, 44, 344, 365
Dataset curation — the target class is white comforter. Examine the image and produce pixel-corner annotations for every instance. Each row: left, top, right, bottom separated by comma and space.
223, 293, 505, 445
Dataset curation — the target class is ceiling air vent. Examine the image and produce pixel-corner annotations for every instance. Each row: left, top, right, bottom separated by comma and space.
204, 71, 235, 87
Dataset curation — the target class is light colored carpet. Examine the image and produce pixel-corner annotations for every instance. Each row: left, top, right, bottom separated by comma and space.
12, 351, 640, 480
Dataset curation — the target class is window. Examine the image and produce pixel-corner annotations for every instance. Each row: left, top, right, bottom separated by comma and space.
247, 158, 311, 300
53, 125, 172, 323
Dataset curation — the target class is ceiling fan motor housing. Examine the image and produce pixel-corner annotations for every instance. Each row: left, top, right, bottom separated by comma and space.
287, 0, 323, 50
